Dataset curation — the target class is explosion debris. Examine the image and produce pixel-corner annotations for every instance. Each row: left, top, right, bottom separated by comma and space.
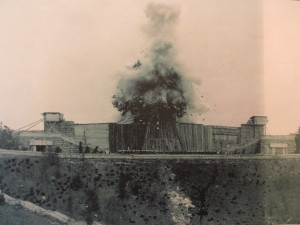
112, 3, 201, 152
112, 50, 189, 124
112, 3, 193, 125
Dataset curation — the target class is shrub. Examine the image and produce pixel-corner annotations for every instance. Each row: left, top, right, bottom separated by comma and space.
70, 175, 84, 190
0, 123, 19, 149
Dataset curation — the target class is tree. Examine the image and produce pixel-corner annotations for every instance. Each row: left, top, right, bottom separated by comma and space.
0, 123, 19, 149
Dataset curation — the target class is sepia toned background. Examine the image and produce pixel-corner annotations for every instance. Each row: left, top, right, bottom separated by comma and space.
0, 0, 299, 135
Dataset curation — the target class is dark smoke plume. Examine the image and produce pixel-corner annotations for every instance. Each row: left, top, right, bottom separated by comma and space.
112, 3, 197, 125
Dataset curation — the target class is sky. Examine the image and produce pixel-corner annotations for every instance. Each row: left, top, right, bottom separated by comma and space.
263, 0, 300, 134
0, 0, 299, 135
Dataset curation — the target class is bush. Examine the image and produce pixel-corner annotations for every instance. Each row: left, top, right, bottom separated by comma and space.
70, 175, 84, 190
42, 151, 60, 167
0, 123, 19, 149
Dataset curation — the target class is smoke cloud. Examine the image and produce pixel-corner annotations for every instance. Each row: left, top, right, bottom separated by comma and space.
143, 2, 180, 38
112, 2, 206, 124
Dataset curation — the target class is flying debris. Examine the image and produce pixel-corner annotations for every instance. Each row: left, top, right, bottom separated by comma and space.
132, 60, 142, 69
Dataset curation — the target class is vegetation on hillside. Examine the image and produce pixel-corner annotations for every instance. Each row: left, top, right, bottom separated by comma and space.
0, 123, 19, 149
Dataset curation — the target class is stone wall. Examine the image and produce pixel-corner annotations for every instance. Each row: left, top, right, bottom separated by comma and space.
37, 114, 268, 153
260, 135, 296, 155
18, 131, 78, 153
210, 126, 240, 152
240, 124, 265, 144
44, 121, 75, 137
0, 156, 299, 225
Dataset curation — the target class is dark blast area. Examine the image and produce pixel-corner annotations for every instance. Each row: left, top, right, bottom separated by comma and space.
112, 58, 188, 125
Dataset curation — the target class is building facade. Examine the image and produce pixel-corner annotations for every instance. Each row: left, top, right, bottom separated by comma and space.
16, 112, 298, 155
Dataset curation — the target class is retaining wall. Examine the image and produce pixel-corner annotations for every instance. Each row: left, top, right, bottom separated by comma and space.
0, 155, 299, 224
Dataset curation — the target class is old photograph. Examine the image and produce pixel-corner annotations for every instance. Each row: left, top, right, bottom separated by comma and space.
0, 0, 300, 224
